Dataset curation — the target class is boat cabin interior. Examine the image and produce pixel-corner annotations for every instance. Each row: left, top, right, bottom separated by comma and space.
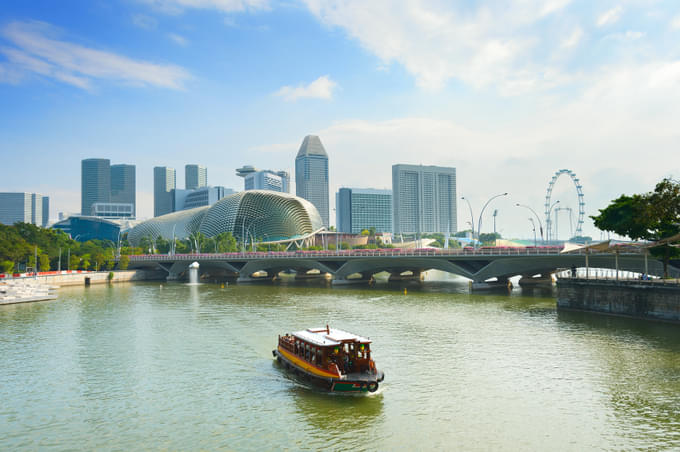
278, 327, 374, 376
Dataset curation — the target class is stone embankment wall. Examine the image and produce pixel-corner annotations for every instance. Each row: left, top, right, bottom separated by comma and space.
557, 278, 680, 323
4, 270, 165, 287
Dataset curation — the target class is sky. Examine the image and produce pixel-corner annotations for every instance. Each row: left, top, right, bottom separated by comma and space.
1, 0, 679, 240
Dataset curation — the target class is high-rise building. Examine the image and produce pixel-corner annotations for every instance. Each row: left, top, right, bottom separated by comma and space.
154, 166, 176, 217
392, 164, 457, 235
172, 186, 234, 211
185, 164, 207, 190
81, 158, 111, 216
295, 135, 329, 227
0, 192, 49, 226
236, 166, 290, 193
336, 188, 392, 234
110, 164, 136, 217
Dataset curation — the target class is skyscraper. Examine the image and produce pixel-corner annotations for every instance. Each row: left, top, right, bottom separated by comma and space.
0, 192, 49, 226
81, 158, 110, 216
336, 188, 392, 234
392, 164, 457, 235
110, 164, 136, 217
295, 135, 329, 227
236, 166, 290, 193
185, 164, 207, 190
154, 166, 176, 217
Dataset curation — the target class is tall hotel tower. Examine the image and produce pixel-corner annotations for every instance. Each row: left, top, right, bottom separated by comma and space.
154, 166, 176, 217
392, 164, 457, 236
81, 158, 111, 216
295, 135, 329, 227
185, 164, 207, 190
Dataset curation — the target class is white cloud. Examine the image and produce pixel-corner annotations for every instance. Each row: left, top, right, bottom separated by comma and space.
131, 14, 158, 30
139, 0, 269, 14
670, 15, 680, 30
167, 33, 189, 46
274, 75, 338, 101
597, 6, 623, 27
561, 27, 583, 48
302, 0, 575, 93
0, 21, 191, 90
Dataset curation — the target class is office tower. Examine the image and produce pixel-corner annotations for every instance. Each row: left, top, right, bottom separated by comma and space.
336, 188, 392, 234
295, 135, 329, 227
110, 164, 136, 217
392, 164, 457, 235
0, 192, 48, 226
154, 166, 176, 217
185, 164, 207, 190
172, 186, 234, 212
236, 166, 290, 193
81, 158, 111, 216
41, 196, 49, 227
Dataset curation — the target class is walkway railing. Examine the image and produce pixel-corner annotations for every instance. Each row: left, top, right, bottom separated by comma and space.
126, 246, 644, 261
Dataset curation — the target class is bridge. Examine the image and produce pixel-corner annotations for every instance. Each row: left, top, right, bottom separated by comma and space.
126, 247, 680, 287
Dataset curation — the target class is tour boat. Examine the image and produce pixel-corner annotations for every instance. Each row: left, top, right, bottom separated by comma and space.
273, 326, 385, 393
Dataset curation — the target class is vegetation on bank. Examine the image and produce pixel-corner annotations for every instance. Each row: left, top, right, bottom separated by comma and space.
592, 177, 680, 276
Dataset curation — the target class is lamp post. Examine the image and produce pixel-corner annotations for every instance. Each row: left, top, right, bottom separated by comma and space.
528, 218, 537, 246
516, 203, 544, 242
476, 193, 508, 246
546, 200, 560, 242
460, 197, 475, 240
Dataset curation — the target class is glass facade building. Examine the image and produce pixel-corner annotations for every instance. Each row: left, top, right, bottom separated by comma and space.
81, 158, 111, 216
0, 192, 49, 226
392, 164, 457, 235
295, 135, 329, 228
52, 216, 120, 242
154, 166, 176, 217
110, 164, 136, 217
336, 188, 392, 234
185, 164, 207, 190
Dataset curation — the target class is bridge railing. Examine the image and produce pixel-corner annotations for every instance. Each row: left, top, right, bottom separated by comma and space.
124, 245, 643, 261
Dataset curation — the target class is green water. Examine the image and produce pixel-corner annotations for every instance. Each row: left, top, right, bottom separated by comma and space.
2, 279, 680, 451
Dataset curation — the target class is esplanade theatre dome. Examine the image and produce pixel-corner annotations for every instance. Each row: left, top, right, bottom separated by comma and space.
127, 190, 324, 246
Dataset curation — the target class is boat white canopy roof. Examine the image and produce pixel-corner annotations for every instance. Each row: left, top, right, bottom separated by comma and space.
292, 327, 371, 347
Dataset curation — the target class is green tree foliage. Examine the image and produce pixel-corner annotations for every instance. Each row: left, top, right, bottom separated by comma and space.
39, 254, 50, 272
592, 178, 680, 276
0, 260, 14, 274
118, 255, 130, 270
69, 254, 80, 271
479, 232, 501, 245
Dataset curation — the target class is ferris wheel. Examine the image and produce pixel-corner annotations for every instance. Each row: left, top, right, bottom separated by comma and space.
544, 169, 585, 240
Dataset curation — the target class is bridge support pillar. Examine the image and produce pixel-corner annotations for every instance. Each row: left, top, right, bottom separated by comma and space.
161, 262, 190, 281
332, 273, 373, 285
388, 270, 423, 283
470, 278, 513, 292
294, 269, 331, 280
518, 274, 554, 288
237, 271, 276, 283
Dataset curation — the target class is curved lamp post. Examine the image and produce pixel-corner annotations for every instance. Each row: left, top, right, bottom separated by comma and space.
460, 196, 475, 240
477, 193, 508, 246
516, 203, 544, 242
546, 200, 560, 242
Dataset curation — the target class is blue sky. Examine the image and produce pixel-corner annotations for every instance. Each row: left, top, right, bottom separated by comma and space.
1, 0, 679, 239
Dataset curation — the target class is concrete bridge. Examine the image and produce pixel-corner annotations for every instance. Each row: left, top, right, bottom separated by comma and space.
126, 247, 680, 288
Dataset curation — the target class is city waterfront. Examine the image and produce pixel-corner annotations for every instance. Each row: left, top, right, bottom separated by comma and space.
2, 279, 680, 450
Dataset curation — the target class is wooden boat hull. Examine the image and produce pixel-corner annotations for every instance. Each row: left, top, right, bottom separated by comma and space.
273, 349, 383, 393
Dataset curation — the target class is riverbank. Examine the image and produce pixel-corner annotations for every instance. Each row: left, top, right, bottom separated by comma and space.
556, 277, 680, 323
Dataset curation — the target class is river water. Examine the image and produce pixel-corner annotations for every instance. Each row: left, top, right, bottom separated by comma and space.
2, 277, 680, 451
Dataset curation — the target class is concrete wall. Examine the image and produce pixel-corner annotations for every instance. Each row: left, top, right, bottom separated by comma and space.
557, 279, 680, 323
29, 270, 165, 287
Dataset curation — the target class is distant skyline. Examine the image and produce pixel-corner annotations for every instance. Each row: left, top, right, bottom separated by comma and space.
1, 1, 679, 239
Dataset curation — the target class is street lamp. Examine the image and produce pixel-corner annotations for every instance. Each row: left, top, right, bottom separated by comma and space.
460, 197, 475, 240
528, 218, 537, 246
516, 203, 544, 242
546, 200, 560, 242
477, 193, 508, 246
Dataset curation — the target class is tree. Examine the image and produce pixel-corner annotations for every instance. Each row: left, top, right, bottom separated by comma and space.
81, 254, 91, 270
39, 253, 50, 272
69, 254, 80, 271
0, 260, 14, 274
479, 232, 501, 245
592, 178, 680, 277
118, 255, 130, 270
